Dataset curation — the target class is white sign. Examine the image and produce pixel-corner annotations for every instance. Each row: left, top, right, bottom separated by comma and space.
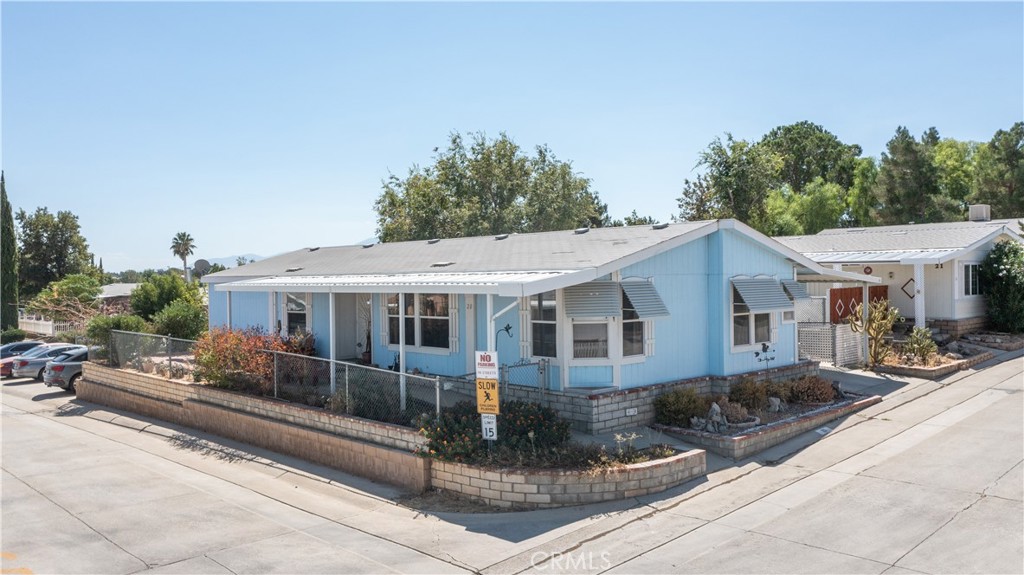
481, 413, 498, 440
475, 351, 499, 380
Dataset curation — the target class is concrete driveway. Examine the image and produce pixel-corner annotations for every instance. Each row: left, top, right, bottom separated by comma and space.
2, 349, 1021, 574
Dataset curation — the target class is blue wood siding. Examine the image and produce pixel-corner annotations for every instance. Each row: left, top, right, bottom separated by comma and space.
311, 293, 331, 358
229, 292, 271, 331
568, 365, 613, 387
208, 285, 228, 328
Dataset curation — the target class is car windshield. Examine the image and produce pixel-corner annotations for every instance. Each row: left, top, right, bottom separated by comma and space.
52, 352, 80, 363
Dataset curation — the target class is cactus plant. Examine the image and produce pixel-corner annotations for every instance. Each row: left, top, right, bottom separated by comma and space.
848, 298, 903, 367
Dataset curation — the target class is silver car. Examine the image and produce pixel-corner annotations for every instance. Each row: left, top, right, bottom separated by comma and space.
11, 344, 86, 380
44, 348, 89, 392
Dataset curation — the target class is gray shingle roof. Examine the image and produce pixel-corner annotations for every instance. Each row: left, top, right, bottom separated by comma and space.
776, 219, 1023, 263
205, 221, 719, 282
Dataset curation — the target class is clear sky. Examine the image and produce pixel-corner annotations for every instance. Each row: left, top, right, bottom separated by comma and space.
2, 1, 1022, 273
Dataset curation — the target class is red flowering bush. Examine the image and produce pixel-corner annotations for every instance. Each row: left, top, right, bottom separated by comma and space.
193, 327, 315, 394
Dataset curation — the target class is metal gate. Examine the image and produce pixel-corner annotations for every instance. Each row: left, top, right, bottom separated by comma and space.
500, 359, 549, 392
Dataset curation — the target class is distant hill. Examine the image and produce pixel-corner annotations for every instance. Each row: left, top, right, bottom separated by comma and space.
206, 254, 264, 268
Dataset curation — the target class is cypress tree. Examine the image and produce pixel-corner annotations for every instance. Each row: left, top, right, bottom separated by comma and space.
1, 172, 19, 330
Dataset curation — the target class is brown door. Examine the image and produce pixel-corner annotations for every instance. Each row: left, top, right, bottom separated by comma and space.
830, 286, 889, 324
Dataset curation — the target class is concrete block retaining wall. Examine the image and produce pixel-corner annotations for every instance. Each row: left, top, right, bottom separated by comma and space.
872, 351, 994, 379
450, 360, 819, 434
80, 364, 430, 492
927, 317, 988, 339
431, 449, 706, 509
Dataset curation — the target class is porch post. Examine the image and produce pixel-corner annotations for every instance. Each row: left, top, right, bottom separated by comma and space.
226, 290, 232, 329
862, 281, 870, 365
914, 263, 926, 329
329, 292, 336, 394
487, 294, 494, 351
399, 292, 407, 411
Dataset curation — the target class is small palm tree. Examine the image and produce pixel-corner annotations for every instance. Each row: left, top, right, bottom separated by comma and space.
171, 232, 196, 280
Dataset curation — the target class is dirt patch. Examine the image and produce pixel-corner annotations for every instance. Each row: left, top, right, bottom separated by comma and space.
397, 488, 517, 514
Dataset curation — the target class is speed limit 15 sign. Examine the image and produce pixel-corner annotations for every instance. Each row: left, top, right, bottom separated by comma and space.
481, 413, 497, 440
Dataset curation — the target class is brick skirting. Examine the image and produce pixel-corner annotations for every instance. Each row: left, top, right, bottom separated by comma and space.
431, 449, 706, 509
926, 317, 988, 339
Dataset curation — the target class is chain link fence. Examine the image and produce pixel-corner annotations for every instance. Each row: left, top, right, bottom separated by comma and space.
107, 330, 472, 428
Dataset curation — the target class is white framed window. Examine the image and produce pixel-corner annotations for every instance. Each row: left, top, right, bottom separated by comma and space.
622, 291, 644, 357
285, 293, 309, 335
573, 322, 608, 359
963, 263, 981, 296
386, 293, 451, 349
732, 286, 772, 347
530, 291, 557, 358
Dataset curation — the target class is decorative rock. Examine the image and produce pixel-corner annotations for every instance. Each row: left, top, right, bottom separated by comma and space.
946, 353, 964, 360
767, 397, 782, 413
705, 402, 725, 433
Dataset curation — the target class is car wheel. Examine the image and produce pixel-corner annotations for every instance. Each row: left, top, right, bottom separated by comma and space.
36, 368, 45, 381
68, 375, 80, 394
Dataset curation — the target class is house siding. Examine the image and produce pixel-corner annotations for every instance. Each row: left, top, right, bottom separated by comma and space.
311, 293, 331, 357
229, 291, 271, 331
208, 285, 228, 328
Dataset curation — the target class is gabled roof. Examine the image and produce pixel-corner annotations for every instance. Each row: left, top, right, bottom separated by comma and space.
207, 219, 875, 297
776, 219, 1024, 265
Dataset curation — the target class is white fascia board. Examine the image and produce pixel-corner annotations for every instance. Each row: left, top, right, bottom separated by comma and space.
922, 228, 1024, 265
593, 221, 719, 278
497, 268, 599, 298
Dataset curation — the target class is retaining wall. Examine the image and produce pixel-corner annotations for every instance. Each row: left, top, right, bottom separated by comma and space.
79, 364, 430, 492
927, 316, 988, 339
431, 449, 706, 509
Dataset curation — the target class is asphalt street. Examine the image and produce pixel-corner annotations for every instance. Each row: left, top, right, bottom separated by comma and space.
2, 350, 1022, 574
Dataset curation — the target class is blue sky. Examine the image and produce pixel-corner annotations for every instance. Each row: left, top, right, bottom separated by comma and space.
3, 2, 1022, 273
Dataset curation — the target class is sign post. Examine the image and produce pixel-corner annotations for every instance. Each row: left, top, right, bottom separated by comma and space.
475, 351, 499, 443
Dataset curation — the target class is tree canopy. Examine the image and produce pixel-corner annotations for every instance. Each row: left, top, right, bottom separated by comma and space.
130, 273, 201, 321
16, 207, 94, 299
171, 232, 196, 279
1, 173, 17, 330
374, 132, 610, 242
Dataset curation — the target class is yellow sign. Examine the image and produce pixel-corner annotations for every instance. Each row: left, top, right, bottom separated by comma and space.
476, 378, 500, 414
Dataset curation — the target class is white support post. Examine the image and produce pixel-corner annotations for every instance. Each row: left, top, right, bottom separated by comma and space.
399, 292, 407, 411
329, 293, 336, 394
862, 281, 870, 365
487, 294, 495, 352
914, 264, 926, 329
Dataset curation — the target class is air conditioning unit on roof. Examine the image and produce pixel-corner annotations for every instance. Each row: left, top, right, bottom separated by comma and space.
969, 204, 991, 222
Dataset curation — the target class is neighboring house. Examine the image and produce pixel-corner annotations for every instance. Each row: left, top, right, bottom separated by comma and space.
776, 206, 1023, 338
97, 283, 140, 314
202, 219, 874, 392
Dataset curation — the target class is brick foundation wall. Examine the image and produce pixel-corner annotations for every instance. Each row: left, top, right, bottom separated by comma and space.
80, 364, 430, 492
431, 449, 706, 509
927, 316, 988, 338
447, 361, 819, 434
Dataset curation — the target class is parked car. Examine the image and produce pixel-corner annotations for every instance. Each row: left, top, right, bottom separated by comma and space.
44, 348, 90, 393
0, 342, 70, 377
8, 344, 86, 380
0, 340, 44, 359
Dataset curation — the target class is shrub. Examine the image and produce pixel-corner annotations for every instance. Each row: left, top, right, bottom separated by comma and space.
789, 376, 836, 404
980, 240, 1024, 333
715, 396, 749, 423
654, 387, 711, 427
131, 274, 201, 321
193, 327, 276, 393
765, 380, 794, 403
902, 327, 938, 362
729, 377, 768, 410
419, 400, 571, 464
85, 314, 149, 364
1, 328, 26, 343
151, 298, 207, 340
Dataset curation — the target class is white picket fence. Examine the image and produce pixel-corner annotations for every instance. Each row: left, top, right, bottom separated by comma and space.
18, 317, 82, 337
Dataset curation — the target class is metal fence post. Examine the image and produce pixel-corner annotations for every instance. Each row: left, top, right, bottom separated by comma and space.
344, 364, 350, 415
434, 376, 441, 420
273, 351, 279, 398
165, 335, 171, 373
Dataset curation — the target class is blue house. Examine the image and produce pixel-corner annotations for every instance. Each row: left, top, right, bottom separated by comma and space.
203, 219, 874, 394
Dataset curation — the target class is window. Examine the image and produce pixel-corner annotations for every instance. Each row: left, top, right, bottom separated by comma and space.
964, 264, 981, 296
573, 323, 608, 359
285, 293, 308, 334
622, 292, 644, 357
387, 293, 450, 349
733, 286, 771, 347
531, 291, 557, 357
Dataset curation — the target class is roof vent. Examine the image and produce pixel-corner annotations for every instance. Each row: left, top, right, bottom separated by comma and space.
969, 204, 991, 222
430, 261, 455, 268
574, 226, 590, 235
652, 223, 669, 230
427, 238, 440, 244
285, 267, 303, 273
494, 233, 509, 240
308, 247, 320, 252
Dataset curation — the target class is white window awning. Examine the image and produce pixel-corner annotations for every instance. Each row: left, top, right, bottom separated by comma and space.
621, 281, 669, 319
732, 278, 794, 313
564, 282, 621, 319
781, 279, 811, 300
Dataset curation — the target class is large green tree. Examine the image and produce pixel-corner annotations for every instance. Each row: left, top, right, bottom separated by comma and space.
27, 273, 102, 323
374, 132, 608, 242
758, 121, 861, 194
1, 173, 17, 330
16, 207, 93, 299
846, 157, 879, 227
970, 122, 1024, 218
130, 273, 200, 321
692, 133, 782, 227
873, 127, 960, 225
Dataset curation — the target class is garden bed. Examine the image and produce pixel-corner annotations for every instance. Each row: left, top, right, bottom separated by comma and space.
873, 341, 994, 379
960, 332, 1024, 352
654, 392, 881, 460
